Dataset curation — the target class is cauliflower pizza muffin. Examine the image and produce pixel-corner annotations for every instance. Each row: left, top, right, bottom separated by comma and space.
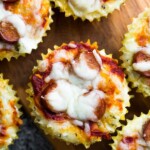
121, 8, 150, 97
0, 74, 22, 149
27, 41, 130, 148
111, 112, 150, 150
0, 0, 53, 61
51, 0, 126, 21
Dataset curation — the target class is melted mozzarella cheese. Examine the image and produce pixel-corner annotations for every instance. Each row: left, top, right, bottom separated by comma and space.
68, 43, 77, 48
68, 0, 101, 16
93, 49, 102, 67
118, 141, 130, 150
32, 0, 42, 24
137, 45, 150, 55
73, 90, 105, 121
54, 48, 77, 62
45, 80, 72, 112
72, 120, 83, 127
0, 2, 11, 20
45, 62, 69, 82
42, 49, 126, 124
84, 122, 90, 135
38, 59, 49, 72
71, 53, 99, 80
54, 49, 68, 60
68, 73, 92, 89
0, 42, 14, 50
133, 61, 150, 72
92, 75, 103, 89
45, 61, 92, 89
45, 80, 105, 121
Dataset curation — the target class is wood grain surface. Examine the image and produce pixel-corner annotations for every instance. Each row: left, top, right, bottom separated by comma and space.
0, 0, 150, 149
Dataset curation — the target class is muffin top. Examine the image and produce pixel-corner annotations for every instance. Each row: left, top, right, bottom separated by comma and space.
27, 41, 130, 148
121, 8, 150, 97
0, 0, 52, 60
51, 0, 125, 21
112, 112, 150, 150
0, 74, 22, 149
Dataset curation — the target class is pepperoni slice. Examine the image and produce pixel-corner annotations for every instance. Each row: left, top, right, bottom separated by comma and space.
83, 52, 100, 70
41, 81, 58, 112
2, 0, 19, 2
0, 21, 20, 43
133, 51, 150, 77
143, 119, 150, 142
74, 51, 100, 70
134, 51, 150, 62
95, 99, 106, 119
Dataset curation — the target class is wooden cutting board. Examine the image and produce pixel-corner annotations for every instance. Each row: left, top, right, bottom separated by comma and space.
0, 0, 150, 149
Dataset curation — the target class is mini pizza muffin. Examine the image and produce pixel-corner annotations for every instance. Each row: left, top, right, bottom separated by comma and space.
26, 41, 130, 148
0, 74, 22, 149
51, 0, 125, 21
111, 112, 150, 150
121, 9, 150, 97
0, 0, 53, 61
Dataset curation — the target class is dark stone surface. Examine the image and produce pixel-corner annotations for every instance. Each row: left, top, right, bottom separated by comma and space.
9, 109, 54, 150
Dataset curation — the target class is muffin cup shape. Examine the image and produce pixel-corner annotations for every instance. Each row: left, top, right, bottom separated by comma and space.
26, 41, 130, 148
0, 74, 22, 149
50, 0, 125, 21
0, 0, 53, 61
120, 8, 150, 97
111, 112, 150, 150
